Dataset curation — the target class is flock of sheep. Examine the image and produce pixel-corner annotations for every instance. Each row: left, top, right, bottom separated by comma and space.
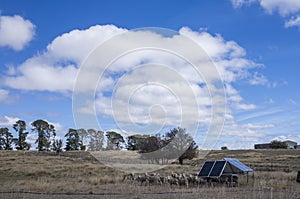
122, 172, 238, 187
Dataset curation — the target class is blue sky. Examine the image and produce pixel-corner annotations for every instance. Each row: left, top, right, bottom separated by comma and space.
0, 0, 300, 149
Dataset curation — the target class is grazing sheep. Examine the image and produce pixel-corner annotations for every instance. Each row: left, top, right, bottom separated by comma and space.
177, 174, 189, 188
122, 173, 135, 182
167, 176, 179, 186
136, 175, 149, 186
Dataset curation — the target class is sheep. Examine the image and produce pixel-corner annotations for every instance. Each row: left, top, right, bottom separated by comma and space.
122, 173, 135, 182
136, 175, 149, 186
167, 175, 179, 186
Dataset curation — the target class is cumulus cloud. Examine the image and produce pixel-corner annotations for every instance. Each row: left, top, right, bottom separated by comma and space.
259, 0, 300, 16
5, 25, 125, 92
0, 15, 35, 51
232, 0, 300, 29
4, 24, 265, 138
285, 16, 300, 28
232, 0, 300, 16
0, 116, 20, 127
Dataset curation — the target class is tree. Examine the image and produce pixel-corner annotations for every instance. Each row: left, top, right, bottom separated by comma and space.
270, 140, 288, 149
77, 128, 87, 150
65, 128, 84, 151
32, 119, 56, 151
13, 120, 30, 150
165, 127, 198, 165
126, 134, 149, 151
0, 128, 16, 150
139, 135, 163, 164
106, 131, 125, 150
221, 146, 228, 150
178, 140, 198, 165
139, 136, 161, 153
87, 129, 104, 151
52, 139, 63, 154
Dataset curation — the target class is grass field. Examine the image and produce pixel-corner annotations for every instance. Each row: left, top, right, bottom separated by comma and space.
0, 150, 299, 198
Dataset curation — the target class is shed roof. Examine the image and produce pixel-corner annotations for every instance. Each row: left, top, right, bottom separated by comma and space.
224, 158, 253, 172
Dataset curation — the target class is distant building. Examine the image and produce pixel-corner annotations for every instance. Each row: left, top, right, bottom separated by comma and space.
254, 143, 271, 149
283, 140, 297, 149
254, 140, 297, 149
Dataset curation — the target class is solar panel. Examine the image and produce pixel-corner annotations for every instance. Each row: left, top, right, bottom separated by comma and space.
209, 160, 226, 177
198, 161, 214, 177
224, 158, 253, 172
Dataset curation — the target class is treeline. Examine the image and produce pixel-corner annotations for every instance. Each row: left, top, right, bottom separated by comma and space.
0, 119, 198, 164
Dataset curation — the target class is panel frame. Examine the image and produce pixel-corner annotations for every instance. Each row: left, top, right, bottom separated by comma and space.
208, 160, 227, 178
198, 160, 215, 177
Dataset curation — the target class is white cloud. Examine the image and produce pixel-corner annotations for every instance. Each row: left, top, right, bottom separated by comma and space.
268, 98, 275, 104
5, 25, 125, 92
225, 84, 257, 110
5, 58, 78, 92
0, 89, 9, 102
0, 116, 20, 127
259, 0, 300, 16
4, 24, 264, 136
285, 16, 300, 28
272, 135, 300, 143
243, 123, 275, 129
231, 0, 257, 9
249, 72, 269, 86
232, 0, 300, 16
232, 0, 300, 29
0, 15, 35, 51
235, 103, 257, 110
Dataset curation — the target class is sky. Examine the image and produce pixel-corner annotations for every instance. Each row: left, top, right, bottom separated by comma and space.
0, 0, 300, 149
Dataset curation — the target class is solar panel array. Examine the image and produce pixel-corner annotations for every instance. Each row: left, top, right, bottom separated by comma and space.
198, 161, 214, 177
198, 158, 253, 178
224, 158, 253, 172
198, 160, 226, 178
209, 161, 226, 177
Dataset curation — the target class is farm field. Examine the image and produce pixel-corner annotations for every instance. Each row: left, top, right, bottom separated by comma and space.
0, 149, 299, 199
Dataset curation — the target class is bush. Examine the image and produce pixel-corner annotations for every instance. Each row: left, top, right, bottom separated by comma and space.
221, 146, 228, 150
270, 140, 287, 149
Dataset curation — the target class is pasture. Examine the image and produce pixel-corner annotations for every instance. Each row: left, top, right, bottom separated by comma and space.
0, 149, 299, 198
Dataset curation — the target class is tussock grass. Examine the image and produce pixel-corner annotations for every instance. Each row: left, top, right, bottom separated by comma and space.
0, 150, 299, 198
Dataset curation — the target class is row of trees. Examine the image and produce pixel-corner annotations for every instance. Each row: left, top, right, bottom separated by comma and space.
62, 127, 197, 164
0, 119, 59, 152
0, 119, 198, 164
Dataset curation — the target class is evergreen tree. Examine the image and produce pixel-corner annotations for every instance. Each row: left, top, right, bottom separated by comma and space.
32, 119, 56, 151
106, 131, 125, 150
0, 128, 16, 150
52, 139, 63, 154
65, 128, 84, 151
13, 120, 30, 150
87, 129, 104, 151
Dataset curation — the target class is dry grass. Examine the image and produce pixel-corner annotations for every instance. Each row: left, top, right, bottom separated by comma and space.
0, 150, 299, 199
